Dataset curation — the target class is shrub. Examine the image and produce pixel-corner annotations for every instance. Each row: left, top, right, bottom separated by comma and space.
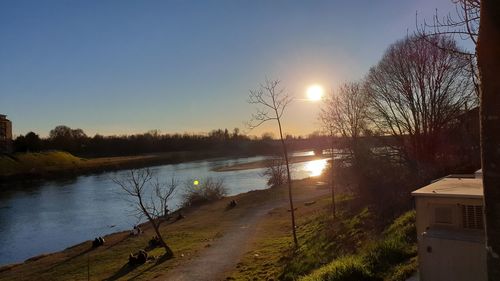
363, 238, 411, 273
261, 157, 288, 188
363, 210, 416, 276
386, 257, 418, 281
299, 256, 375, 281
181, 177, 227, 207
383, 210, 416, 244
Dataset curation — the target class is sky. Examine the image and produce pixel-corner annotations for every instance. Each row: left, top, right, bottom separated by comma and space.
0, 0, 464, 137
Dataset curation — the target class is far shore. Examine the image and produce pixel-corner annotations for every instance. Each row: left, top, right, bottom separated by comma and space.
212, 154, 326, 172
0, 150, 266, 183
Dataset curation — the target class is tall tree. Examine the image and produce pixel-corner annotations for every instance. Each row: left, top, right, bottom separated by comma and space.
48, 125, 88, 153
321, 82, 369, 157
247, 79, 298, 247
320, 81, 369, 217
366, 35, 475, 170
477, 0, 500, 279
416, 0, 480, 95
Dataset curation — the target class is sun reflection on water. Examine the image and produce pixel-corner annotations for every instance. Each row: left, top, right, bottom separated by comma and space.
305, 159, 327, 177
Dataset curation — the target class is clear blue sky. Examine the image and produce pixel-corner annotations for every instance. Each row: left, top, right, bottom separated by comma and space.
0, 0, 462, 137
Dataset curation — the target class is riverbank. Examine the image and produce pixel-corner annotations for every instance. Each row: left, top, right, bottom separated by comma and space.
212, 154, 325, 172
0, 177, 328, 280
0, 150, 258, 183
0, 175, 417, 281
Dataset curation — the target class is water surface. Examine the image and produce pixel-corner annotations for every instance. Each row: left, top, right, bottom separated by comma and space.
0, 153, 326, 265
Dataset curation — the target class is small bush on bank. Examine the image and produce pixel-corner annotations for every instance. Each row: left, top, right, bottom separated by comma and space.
181, 177, 227, 207
261, 157, 288, 188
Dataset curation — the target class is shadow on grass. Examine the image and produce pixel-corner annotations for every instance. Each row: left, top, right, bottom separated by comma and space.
104, 263, 138, 281
105, 254, 173, 281
103, 233, 132, 251
41, 233, 131, 275
41, 246, 94, 274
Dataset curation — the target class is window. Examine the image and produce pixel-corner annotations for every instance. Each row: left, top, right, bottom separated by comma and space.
462, 205, 484, 229
434, 206, 453, 224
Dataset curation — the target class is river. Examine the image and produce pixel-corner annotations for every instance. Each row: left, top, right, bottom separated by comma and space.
0, 152, 326, 265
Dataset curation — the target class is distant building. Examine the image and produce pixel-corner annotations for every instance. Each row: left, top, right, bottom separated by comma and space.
412, 171, 486, 281
0, 114, 13, 153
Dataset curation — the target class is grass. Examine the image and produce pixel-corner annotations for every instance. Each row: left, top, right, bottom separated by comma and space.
0, 203, 225, 281
0, 151, 84, 176
298, 210, 417, 281
226, 192, 371, 281
227, 195, 417, 281
0, 150, 231, 180
280, 204, 372, 281
299, 256, 374, 281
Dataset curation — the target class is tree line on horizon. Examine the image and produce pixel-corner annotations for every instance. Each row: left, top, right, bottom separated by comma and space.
11, 126, 334, 157
11, 127, 273, 156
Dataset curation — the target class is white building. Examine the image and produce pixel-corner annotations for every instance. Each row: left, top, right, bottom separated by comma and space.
411, 172, 486, 281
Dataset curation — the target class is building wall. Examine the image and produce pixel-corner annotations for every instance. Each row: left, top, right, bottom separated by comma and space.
419, 234, 487, 281
0, 116, 13, 153
415, 196, 486, 281
415, 196, 483, 235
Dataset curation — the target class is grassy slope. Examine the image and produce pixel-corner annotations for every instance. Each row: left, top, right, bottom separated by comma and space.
226, 195, 372, 281
0, 150, 225, 180
299, 211, 417, 281
227, 197, 417, 281
0, 151, 83, 175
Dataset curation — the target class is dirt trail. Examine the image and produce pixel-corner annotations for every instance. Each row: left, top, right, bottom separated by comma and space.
159, 183, 329, 281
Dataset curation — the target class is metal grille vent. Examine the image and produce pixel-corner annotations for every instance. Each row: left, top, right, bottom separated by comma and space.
462, 205, 484, 229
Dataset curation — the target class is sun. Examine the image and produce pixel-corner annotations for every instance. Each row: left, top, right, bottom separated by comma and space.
306, 84, 324, 101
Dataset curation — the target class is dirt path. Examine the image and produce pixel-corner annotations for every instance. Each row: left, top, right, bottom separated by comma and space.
159, 183, 329, 281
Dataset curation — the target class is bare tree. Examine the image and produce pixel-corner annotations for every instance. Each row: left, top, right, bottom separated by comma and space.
416, 0, 480, 95
320, 82, 369, 157
247, 79, 298, 247
319, 81, 369, 218
417, 0, 479, 54
365, 35, 475, 170
477, 0, 500, 279
113, 168, 177, 258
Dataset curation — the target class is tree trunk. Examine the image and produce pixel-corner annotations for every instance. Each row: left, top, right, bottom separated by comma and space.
138, 197, 174, 258
277, 118, 298, 247
152, 222, 174, 258
477, 1, 500, 279
330, 135, 336, 219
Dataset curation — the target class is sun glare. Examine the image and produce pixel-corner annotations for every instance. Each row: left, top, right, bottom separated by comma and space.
305, 159, 327, 177
306, 85, 324, 101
